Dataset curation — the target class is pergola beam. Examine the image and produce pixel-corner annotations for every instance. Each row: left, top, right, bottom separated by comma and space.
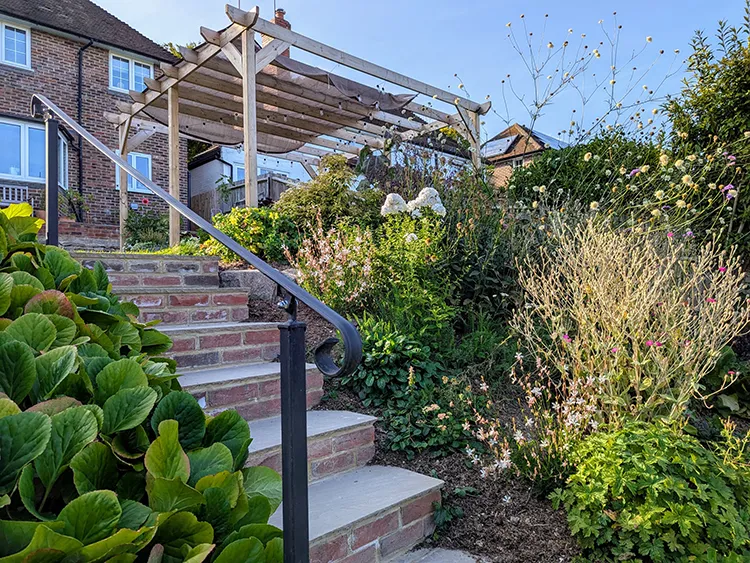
256, 39, 291, 71
233, 10, 482, 113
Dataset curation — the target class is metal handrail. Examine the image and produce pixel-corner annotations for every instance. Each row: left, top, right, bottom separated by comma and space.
30, 93, 362, 379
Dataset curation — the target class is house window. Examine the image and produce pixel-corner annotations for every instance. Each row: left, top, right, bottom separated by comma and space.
116, 152, 152, 193
0, 117, 68, 187
1, 23, 30, 69
234, 165, 245, 182
512, 157, 524, 169
109, 54, 153, 93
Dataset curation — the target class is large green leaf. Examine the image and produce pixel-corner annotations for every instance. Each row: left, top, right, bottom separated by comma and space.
18, 465, 52, 522
70, 442, 119, 495
118, 500, 152, 531
0, 396, 20, 419
186, 444, 233, 487
182, 544, 214, 563
195, 471, 242, 507
201, 487, 233, 542
242, 466, 283, 513
140, 330, 172, 355
0, 341, 36, 403
24, 291, 75, 319
32, 346, 77, 403
0, 524, 82, 563
9, 285, 42, 316
213, 538, 264, 563
10, 272, 44, 292
5, 313, 56, 353
144, 419, 189, 482
264, 537, 283, 563
73, 527, 146, 563
92, 263, 110, 292
0, 412, 51, 495
57, 490, 121, 545
26, 397, 81, 417
151, 392, 206, 451
95, 359, 148, 403
204, 410, 252, 470
108, 322, 142, 353
43, 248, 81, 287
47, 315, 77, 348
146, 477, 205, 513
102, 386, 157, 435
0, 520, 64, 557
34, 406, 98, 491
233, 495, 271, 529
150, 511, 213, 563
0, 272, 14, 316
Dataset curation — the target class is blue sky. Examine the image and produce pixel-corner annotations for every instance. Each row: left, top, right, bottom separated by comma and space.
98, 0, 745, 147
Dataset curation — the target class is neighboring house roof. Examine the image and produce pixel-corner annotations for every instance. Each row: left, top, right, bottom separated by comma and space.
0, 0, 178, 63
188, 146, 223, 170
481, 123, 568, 160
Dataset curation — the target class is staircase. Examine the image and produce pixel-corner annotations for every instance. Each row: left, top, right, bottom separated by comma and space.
74, 251, 443, 563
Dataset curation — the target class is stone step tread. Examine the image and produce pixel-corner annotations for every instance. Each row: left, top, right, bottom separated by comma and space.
248, 410, 376, 455
269, 466, 444, 542
116, 287, 247, 295
160, 321, 277, 334
72, 252, 217, 261
178, 361, 317, 388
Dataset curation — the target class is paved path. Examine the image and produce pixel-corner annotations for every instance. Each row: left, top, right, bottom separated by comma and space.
392, 548, 489, 562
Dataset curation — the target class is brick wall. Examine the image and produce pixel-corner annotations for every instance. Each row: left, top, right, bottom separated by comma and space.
0, 27, 187, 227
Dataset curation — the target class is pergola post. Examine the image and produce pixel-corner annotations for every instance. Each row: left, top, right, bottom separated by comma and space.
469, 110, 481, 168
168, 85, 181, 245
118, 122, 130, 251
241, 28, 258, 207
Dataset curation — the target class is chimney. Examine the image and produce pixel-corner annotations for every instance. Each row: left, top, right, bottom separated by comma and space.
262, 8, 291, 57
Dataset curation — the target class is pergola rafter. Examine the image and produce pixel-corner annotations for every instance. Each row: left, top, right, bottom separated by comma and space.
112, 4, 489, 247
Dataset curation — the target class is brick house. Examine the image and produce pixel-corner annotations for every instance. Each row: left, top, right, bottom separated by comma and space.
482, 123, 567, 187
0, 0, 187, 247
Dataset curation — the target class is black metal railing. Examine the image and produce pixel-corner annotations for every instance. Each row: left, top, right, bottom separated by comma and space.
30, 94, 362, 563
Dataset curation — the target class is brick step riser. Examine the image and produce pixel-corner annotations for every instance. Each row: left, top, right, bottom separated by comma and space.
119, 292, 249, 325
168, 327, 279, 368
246, 425, 376, 483
310, 490, 440, 563
74, 253, 221, 290
184, 369, 324, 422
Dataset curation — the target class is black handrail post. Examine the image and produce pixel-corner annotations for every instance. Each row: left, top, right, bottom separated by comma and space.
279, 302, 310, 563
44, 114, 59, 246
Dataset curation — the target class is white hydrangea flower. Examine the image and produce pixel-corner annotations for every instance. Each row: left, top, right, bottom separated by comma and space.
380, 193, 408, 216
432, 203, 447, 217
404, 233, 418, 243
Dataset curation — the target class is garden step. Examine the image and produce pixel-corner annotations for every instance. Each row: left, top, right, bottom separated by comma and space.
73, 252, 221, 290
246, 410, 377, 481
179, 362, 324, 421
270, 466, 444, 563
114, 287, 249, 325
159, 322, 279, 367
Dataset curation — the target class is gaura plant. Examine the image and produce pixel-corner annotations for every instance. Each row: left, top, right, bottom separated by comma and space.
0, 204, 282, 563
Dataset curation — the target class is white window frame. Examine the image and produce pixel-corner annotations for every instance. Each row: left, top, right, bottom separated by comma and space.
233, 165, 245, 182
109, 53, 153, 93
512, 157, 524, 169
0, 117, 67, 188
0, 21, 31, 70
115, 151, 152, 194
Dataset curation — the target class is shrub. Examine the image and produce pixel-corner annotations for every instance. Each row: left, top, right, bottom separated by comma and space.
273, 154, 382, 233
125, 199, 168, 251
342, 317, 442, 408
202, 206, 299, 264
551, 422, 750, 562
288, 219, 376, 317
0, 203, 283, 562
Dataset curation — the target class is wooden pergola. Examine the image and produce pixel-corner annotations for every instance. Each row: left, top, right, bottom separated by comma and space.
106, 4, 490, 247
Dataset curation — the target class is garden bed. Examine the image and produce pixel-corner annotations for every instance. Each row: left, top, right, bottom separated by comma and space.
315, 382, 580, 563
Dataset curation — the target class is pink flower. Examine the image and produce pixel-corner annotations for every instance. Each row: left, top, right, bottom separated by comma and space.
629, 168, 641, 177
646, 340, 654, 347
141, 198, 150, 205
611, 347, 619, 353
667, 232, 674, 238
719, 266, 727, 273
562, 334, 572, 343
654, 341, 663, 347
706, 297, 717, 303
